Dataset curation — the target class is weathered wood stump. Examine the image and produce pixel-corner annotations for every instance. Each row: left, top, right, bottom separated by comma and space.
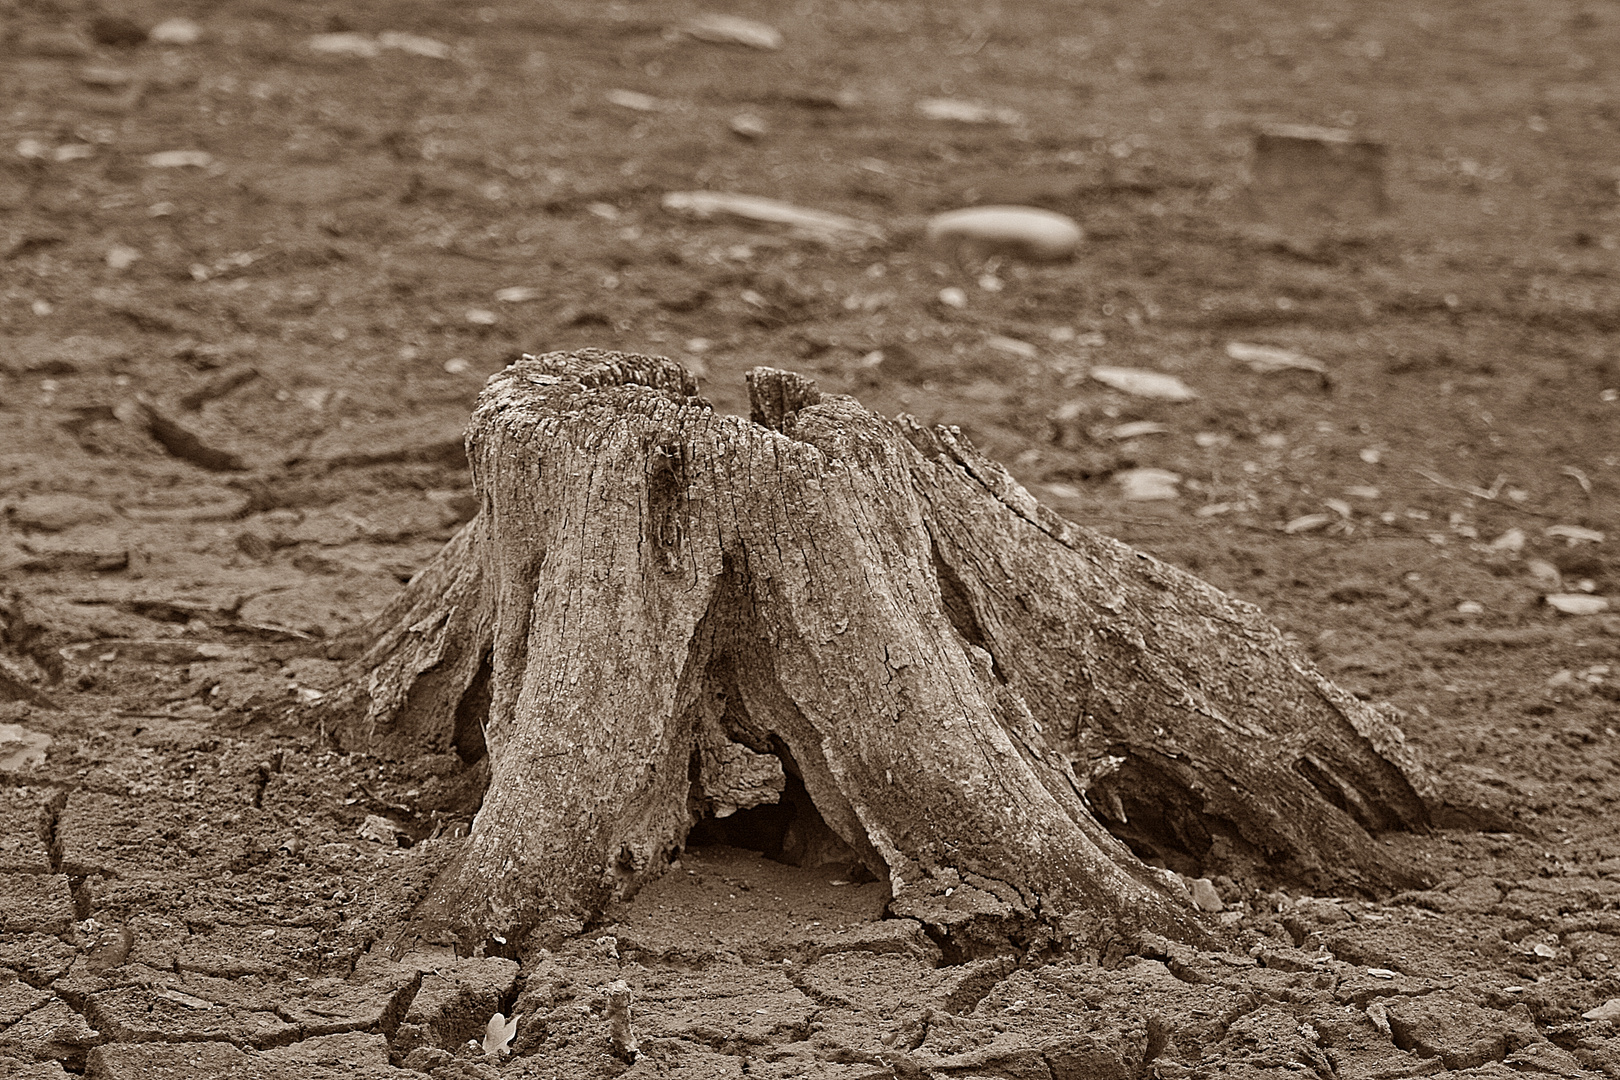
314, 348, 1435, 955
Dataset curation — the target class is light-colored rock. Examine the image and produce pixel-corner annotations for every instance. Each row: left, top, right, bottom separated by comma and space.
729, 113, 769, 139
681, 13, 783, 50
305, 32, 381, 57
1584, 998, 1620, 1022
662, 191, 884, 243
605, 88, 665, 112
1546, 594, 1609, 616
149, 18, 202, 45
916, 98, 1023, 125
1189, 877, 1225, 912
377, 31, 450, 59
1089, 366, 1197, 401
1225, 341, 1325, 374
925, 205, 1082, 262
1115, 468, 1181, 502
144, 150, 215, 169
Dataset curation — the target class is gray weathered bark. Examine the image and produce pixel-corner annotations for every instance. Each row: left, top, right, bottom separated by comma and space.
314, 348, 1435, 955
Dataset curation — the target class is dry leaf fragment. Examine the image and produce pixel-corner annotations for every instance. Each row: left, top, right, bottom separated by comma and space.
483, 1010, 520, 1055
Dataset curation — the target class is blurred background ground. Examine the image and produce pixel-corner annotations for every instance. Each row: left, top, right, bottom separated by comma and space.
1, 0, 1619, 1076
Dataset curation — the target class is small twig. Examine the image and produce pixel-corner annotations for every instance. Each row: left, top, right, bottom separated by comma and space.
1412, 468, 1505, 501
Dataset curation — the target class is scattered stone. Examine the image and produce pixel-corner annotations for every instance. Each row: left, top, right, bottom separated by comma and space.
305, 32, 381, 58
149, 18, 202, 45
377, 31, 451, 59
1527, 559, 1562, 589
1546, 594, 1609, 616
1226, 341, 1326, 374
1585, 998, 1620, 1022
495, 286, 541, 303
1089, 366, 1197, 401
937, 286, 967, 308
1247, 123, 1388, 223
7, 494, 116, 532
681, 13, 784, 50
916, 98, 1024, 125
1284, 513, 1335, 534
1108, 420, 1169, 440
606, 88, 666, 112
144, 150, 215, 169
662, 191, 885, 243
1115, 467, 1181, 501
106, 244, 141, 271
925, 205, 1083, 261
0, 723, 50, 770
1189, 877, 1225, 912
1546, 524, 1605, 544
729, 113, 769, 139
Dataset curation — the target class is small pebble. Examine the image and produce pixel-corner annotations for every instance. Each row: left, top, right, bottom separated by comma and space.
916, 98, 1023, 125
1189, 877, 1224, 912
681, 13, 783, 50
937, 287, 967, 309
1116, 468, 1181, 502
149, 17, 202, 45
145, 149, 215, 169
1089, 366, 1197, 401
1546, 594, 1609, 616
729, 113, 769, 139
926, 205, 1083, 262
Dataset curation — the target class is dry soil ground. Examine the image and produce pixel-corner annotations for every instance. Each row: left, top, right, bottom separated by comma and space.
2, 0, 1620, 1077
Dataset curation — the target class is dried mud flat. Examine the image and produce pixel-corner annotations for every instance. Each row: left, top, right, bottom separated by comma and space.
2, 0, 1620, 1077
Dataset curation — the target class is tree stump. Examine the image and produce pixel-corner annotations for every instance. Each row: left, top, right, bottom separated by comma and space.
314, 348, 1436, 955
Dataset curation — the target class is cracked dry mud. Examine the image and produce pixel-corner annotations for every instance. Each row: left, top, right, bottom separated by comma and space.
3, 0, 1620, 1076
